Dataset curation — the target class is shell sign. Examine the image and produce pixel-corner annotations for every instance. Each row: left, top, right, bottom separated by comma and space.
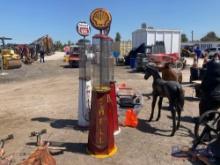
90, 8, 112, 30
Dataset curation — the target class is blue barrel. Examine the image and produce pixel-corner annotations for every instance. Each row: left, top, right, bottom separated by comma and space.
130, 58, 136, 69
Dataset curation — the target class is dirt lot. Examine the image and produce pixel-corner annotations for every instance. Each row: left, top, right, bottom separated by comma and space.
0, 53, 203, 165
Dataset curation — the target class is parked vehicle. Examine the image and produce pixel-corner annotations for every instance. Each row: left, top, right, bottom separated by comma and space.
204, 47, 220, 59
0, 37, 22, 69
181, 46, 196, 57
68, 45, 81, 68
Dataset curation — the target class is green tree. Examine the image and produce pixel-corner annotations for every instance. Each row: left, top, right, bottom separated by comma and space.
115, 32, 121, 42
67, 40, 72, 46
181, 33, 188, 42
54, 41, 63, 51
200, 31, 220, 41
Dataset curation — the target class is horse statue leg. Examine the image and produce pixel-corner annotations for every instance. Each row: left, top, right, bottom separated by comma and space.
176, 104, 182, 130
148, 94, 157, 121
170, 103, 176, 136
156, 97, 163, 121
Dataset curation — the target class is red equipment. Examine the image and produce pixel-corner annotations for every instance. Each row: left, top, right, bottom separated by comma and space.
148, 53, 180, 65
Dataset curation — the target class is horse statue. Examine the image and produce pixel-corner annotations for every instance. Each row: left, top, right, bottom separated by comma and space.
158, 63, 182, 83
144, 65, 184, 136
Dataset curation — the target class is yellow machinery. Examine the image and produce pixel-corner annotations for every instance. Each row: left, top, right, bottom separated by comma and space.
1, 49, 22, 69
0, 37, 22, 69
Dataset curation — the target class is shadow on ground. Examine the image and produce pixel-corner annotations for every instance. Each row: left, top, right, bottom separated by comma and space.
26, 142, 88, 155
60, 65, 79, 69
166, 115, 196, 124
142, 92, 152, 100
137, 118, 195, 138
184, 96, 200, 102
31, 117, 88, 132
137, 118, 172, 137
181, 82, 193, 87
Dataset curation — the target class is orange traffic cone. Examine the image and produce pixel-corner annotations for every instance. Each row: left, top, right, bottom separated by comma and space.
124, 109, 138, 128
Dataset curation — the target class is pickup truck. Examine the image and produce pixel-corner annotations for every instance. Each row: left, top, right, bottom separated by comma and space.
68, 45, 80, 68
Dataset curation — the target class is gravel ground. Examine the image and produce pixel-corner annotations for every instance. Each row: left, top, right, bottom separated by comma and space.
0, 53, 204, 165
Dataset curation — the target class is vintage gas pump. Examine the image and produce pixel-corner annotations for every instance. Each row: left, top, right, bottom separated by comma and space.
87, 8, 117, 158
76, 22, 92, 127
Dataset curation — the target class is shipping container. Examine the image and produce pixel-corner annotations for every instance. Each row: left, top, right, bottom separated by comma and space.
132, 27, 181, 54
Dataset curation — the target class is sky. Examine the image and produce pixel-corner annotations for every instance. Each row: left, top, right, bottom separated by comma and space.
0, 0, 220, 44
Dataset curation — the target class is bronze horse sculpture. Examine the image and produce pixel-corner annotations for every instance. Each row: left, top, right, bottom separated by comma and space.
158, 63, 182, 83
144, 65, 184, 136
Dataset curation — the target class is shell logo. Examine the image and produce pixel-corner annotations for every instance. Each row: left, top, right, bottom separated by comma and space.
90, 8, 112, 30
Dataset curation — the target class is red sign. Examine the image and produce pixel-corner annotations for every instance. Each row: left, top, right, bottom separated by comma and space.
76, 22, 90, 37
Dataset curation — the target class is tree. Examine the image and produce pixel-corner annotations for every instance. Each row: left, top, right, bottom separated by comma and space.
115, 32, 121, 42
67, 40, 72, 46
54, 41, 63, 51
200, 31, 220, 41
181, 33, 188, 42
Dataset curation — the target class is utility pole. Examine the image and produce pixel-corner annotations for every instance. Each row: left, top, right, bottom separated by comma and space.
191, 30, 194, 42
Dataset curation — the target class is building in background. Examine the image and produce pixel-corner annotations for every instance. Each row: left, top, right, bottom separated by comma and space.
181, 41, 220, 51
132, 24, 181, 54
112, 40, 132, 57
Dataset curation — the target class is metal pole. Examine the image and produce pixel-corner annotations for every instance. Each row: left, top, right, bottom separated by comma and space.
0, 55, 7, 76
191, 30, 194, 42
83, 36, 86, 80
100, 30, 103, 88
0, 55, 3, 73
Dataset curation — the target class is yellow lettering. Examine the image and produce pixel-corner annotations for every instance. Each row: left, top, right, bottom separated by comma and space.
107, 95, 112, 103
98, 97, 105, 105
98, 106, 105, 116
99, 130, 104, 144
99, 118, 103, 125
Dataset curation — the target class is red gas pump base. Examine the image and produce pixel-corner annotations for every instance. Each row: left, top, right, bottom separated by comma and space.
109, 81, 120, 135
87, 88, 117, 158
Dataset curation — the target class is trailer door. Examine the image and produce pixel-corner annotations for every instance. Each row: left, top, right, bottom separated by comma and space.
164, 33, 172, 54
172, 33, 180, 53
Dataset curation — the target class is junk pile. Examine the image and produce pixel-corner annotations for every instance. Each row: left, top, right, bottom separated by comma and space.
116, 83, 143, 127
172, 110, 220, 165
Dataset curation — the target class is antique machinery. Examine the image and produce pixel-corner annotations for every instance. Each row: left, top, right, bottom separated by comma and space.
0, 37, 22, 70
31, 35, 54, 56
87, 8, 117, 158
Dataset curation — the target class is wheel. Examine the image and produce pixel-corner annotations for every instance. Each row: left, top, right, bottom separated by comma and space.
169, 61, 183, 70
194, 110, 220, 148
176, 61, 183, 70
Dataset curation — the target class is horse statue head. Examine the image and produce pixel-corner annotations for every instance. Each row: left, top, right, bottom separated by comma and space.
144, 65, 160, 80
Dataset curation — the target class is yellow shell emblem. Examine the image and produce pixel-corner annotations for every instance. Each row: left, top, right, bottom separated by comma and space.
90, 8, 112, 30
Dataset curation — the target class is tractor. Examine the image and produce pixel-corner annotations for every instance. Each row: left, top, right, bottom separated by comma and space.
0, 37, 22, 69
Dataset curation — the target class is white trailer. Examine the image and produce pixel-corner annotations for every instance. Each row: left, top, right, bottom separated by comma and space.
132, 27, 181, 54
